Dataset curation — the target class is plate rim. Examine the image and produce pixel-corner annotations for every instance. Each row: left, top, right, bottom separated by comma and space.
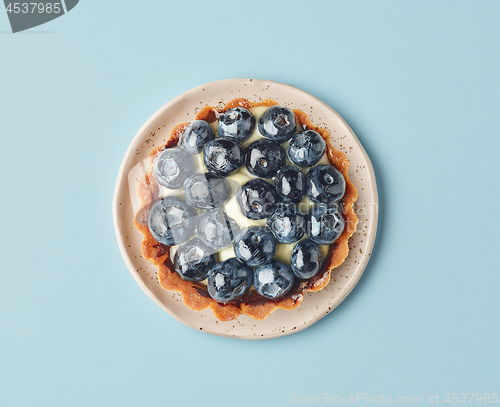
112, 78, 379, 339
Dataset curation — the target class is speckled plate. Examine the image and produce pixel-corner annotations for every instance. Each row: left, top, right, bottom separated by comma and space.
112, 78, 378, 339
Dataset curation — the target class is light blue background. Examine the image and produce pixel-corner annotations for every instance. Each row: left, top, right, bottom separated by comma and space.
1, 1, 499, 406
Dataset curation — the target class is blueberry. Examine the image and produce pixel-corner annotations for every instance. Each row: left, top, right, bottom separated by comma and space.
290, 239, 323, 279
254, 260, 295, 299
153, 147, 196, 189
287, 130, 326, 167
174, 238, 216, 282
184, 173, 230, 209
207, 258, 253, 303
274, 166, 305, 204
258, 105, 296, 142
233, 226, 276, 267
237, 179, 279, 220
267, 204, 305, 244
204, 138, 245, 176
148, 196, 197, 246
181, 120, 215, 154
196, 209, 240, 250
306, 204, 345, 245
306, 165, 346, 205
218, 107, 256, 142
245, 139, 286, 178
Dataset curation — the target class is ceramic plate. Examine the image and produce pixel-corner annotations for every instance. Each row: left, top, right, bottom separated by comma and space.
112, 78, 378, 339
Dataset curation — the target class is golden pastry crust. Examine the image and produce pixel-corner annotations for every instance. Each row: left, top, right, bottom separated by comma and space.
134, 98, 358, 321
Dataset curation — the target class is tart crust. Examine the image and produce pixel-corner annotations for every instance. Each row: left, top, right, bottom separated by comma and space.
133, 98, 358, 321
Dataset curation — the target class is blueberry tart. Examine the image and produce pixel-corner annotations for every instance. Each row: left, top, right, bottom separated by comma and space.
134, 98, 358, 321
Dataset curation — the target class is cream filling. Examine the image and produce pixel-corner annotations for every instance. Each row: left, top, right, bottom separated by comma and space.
162, 105, 330, 286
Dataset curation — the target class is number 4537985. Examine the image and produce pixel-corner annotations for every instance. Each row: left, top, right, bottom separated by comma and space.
5, 3, 62, 14
444, 393, 498, 403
